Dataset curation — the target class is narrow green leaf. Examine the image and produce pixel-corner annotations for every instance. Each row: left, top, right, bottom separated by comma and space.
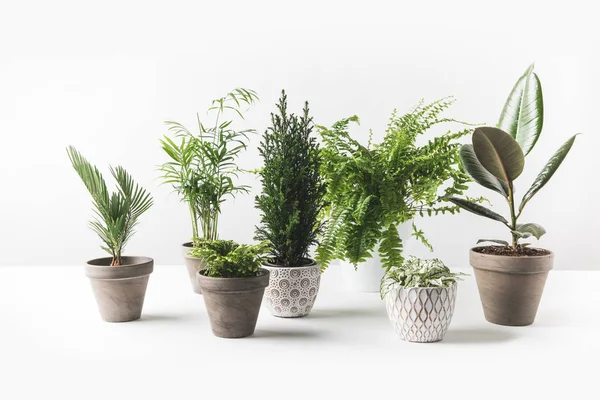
446, 197, 508, 224
498, 64, 544, 156
519, 134, 579, 212
460, 144, 508, 197
477, 239, 509, 246
472, 127, 525, 182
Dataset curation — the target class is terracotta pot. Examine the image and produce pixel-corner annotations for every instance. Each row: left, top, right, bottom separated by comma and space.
385, 283, 457, 342
470, 247, 554, 326
197, 269, 270, 338
262, 259, 321, 318
182, 242, 204, 294
85, 256, 153, 322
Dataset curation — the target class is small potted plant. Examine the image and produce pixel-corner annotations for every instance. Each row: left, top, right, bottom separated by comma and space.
67, 146, 154, 322
316, 98, 477, 291
254, 91, 327, 318
381, 257, 465, 342
191, 240, 270, 338
159, 88, 258, 294
447, 64, 579, 326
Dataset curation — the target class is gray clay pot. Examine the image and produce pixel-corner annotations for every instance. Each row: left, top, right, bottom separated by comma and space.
85, 256, 153, 322
470, 247, 554, 326
182, 242, 204, 294
197, 268, 270, 338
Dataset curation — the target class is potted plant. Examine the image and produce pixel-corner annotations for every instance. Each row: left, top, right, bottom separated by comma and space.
67, 146, 154, 322
191, 240, 270, 338
254, 90, 327, 318
446, 64, 579, 326
381, 257, 465, 342
316, 98, 477, 291
159, 88, 258, 293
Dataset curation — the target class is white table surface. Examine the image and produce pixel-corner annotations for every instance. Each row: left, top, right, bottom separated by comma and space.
1, 264, 598, 399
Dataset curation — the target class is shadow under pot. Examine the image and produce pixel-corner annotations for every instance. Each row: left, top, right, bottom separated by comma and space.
197, 268, 270, 338
262, 259, 321, 318
85, 256, 154, 322
385, 283, 458, 343
470, 247, 554, 326
182, 242, 205, 294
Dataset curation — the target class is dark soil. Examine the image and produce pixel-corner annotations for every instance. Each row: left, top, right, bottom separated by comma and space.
473, 246, 551, 257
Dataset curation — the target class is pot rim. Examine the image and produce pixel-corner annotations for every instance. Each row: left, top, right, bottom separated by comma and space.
197, 268, 270, 281
86, 256, 154, 267
470, 246, 554, 259
391, 282, 458, 291
263, 258, 317, 268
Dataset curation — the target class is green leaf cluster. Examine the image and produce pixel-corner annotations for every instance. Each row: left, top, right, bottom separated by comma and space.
446, 64, 579, 250
316, 98, 473, 271
190, 239, 271, 278
380, 256, 467, 299
67, 146, 153, 266
254, 91, 327, 267
159, 88, 258, 242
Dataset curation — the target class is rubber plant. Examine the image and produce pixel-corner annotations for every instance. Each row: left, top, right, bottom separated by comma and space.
446, 64, 579, 252
67, 146, 153, 266
316, 98, 478, 271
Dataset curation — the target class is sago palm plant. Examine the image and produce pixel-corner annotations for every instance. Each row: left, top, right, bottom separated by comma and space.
67, 146, 153, 266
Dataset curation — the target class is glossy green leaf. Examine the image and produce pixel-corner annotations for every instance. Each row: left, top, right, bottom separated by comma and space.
516, 223, 546, 240
472, 127, 525, 182
446, 197, 508, 224
519, 134, 579, 212
511, 230, 532, 239
477, 239, 509, 246
498, 64, 544, 156
460, 144, 508, 197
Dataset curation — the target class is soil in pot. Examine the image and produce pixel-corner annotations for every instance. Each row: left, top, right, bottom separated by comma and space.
470, 247, 554, 326
197, 268, 270, 338
85, 256, 154, 322
182, 242, 204, 294
262, 258, 321, 318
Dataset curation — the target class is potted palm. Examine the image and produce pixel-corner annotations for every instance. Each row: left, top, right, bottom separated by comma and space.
316, 98, 477, 292
254, 91, 327, 318
191, 240, 270, 338
447, 64, 579, 326
67, 146, 154, 322
159, 88, 258, 294
381, 257, 466, 342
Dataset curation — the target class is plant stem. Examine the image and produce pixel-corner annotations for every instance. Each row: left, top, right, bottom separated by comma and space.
189, 204, 199, 240
507, 182, 519, 250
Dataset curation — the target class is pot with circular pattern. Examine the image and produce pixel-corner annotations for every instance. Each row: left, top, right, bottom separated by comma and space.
385, 283, 457, 343
262, 258, 321, 318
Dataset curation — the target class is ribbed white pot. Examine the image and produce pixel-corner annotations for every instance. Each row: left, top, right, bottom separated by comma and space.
385, 283, 457, 343
262, 260, 321, 318
341, 221, 412, 292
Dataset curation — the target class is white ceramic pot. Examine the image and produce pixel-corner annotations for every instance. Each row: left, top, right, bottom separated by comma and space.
262, 259, 321, 318
385, 283, 457, 343
340, 221, 413, 292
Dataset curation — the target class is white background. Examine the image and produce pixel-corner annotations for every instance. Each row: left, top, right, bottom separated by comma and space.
1, 0, 598, 269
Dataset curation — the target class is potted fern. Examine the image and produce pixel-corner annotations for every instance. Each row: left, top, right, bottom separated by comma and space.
381, 257, 465, 342
316, 98, 475, 292
255, 91, 327, 318
191, 240, 270, 338
67, 146, 154, 322
447, 64, 579, 326
159, 88, 258, 294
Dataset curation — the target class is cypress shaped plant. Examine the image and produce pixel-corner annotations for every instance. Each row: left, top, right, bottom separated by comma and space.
254, 90, 327, 318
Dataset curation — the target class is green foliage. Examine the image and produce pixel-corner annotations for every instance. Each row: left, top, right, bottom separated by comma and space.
190, 239, 271, 278
380, 257, 467, 299
254, 90, 327, 267
159, 88, 258, 242
448, 65, 579, 251
316, 98, 474, 271
67, 146, 153, 266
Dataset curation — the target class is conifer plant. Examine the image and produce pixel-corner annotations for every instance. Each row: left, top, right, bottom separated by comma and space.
255, 90, 327, 318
